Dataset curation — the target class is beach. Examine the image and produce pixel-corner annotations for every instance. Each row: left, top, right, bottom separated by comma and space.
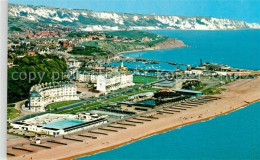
8, 77, 260, 160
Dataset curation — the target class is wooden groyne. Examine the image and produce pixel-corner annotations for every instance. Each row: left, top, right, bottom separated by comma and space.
117, 122, 136, 126
88, 131, 108, 135
140, 115, 158, 119
107, 125, 127, 129
98, 128, 118, 132
125, 120, 144, 124
63, 137, 84, 142
77, 134, 97, 139
30, 143, 51, 149
7, 153, 16, 157
12, 147, 33, 152
157, 111, 174, 114
47, 140, 67, 145
133, 117, 152, 121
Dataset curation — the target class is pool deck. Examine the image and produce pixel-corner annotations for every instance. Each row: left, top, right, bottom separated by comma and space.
43, 119, 86, 130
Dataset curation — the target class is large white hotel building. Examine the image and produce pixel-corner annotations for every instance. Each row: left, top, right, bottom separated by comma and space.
96, 73, 134, 92
29, 81, 79, 112
77, 72, 134, 93
77, 62, 134, 93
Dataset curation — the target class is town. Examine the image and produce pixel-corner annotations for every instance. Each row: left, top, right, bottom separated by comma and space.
7, 26, 260, 159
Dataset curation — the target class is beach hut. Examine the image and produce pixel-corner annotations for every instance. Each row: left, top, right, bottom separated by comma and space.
36, 138, 41, 144
25, 133, 36, 140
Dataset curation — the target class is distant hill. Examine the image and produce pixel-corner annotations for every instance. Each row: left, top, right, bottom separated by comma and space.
8, 3, 260, 31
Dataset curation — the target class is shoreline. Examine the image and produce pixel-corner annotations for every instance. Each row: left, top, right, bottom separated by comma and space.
117, 38, 187, 56
8, 77, 260, 160
63, 98, 260, 160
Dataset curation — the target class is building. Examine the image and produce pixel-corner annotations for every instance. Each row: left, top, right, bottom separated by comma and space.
153, 80, 183, 89
29, 81, 79, 112
120, 99, 157, 112
173, 89, 202, 97
77, 63, 134, 93
10, 113, 107, 136
128, 92, 154, 102
77, 71, 99, 83
184, 69, 204, 75
96, 73, 134, 92
67, 58, 83, 68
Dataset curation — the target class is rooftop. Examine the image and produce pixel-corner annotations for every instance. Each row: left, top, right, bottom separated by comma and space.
174, 89, 202, 94
153, 80, 176, 87
30, 90, 42, 97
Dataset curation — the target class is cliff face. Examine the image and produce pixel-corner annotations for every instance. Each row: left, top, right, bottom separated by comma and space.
8, 4, 260, 30
152, 38, 186, 50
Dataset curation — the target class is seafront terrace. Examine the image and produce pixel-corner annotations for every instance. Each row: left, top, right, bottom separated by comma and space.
7, 95, 220, 158
10, 78, 164, 123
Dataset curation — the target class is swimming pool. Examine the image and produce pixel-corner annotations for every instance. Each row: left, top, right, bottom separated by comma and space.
43, 119, 85, 129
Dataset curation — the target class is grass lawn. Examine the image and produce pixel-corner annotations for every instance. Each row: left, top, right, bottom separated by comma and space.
46, 100, 83, 111
57, 87, 160, 114
111, 85, 141, 93
202, 87, 226, 95
133, 75, 158, 84
7, 107, 21, 120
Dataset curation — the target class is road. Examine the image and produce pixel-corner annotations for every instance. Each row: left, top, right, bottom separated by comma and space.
10, 79, 165, 123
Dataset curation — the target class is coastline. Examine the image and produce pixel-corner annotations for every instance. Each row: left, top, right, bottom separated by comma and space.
64, 99, 260, 160
8, 77, 260, 160
117, 38, 187, 56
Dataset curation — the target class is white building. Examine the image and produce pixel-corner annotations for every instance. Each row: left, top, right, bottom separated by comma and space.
29, 81, 79, 112
67, 58, 83, 68
77, 63, 134, 93
77, 71, 99, 83
128, 92, 154, 102
184, 69, 204, 75
11, 113, 107, 136
97, 73, 134, 92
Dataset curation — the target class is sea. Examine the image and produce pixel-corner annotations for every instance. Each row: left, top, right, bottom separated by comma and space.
75, 30, 260, 160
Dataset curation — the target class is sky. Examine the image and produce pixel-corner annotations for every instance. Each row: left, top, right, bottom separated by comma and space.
8, 0, 260, 23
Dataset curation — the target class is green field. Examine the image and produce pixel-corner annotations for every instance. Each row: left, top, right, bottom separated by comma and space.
7, 107, 21, 120
111, 85, 141, 93
57, 87, 159, 114
202, 87, 226, 95
46, 100, 83, 111
133, 75, 158, 84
